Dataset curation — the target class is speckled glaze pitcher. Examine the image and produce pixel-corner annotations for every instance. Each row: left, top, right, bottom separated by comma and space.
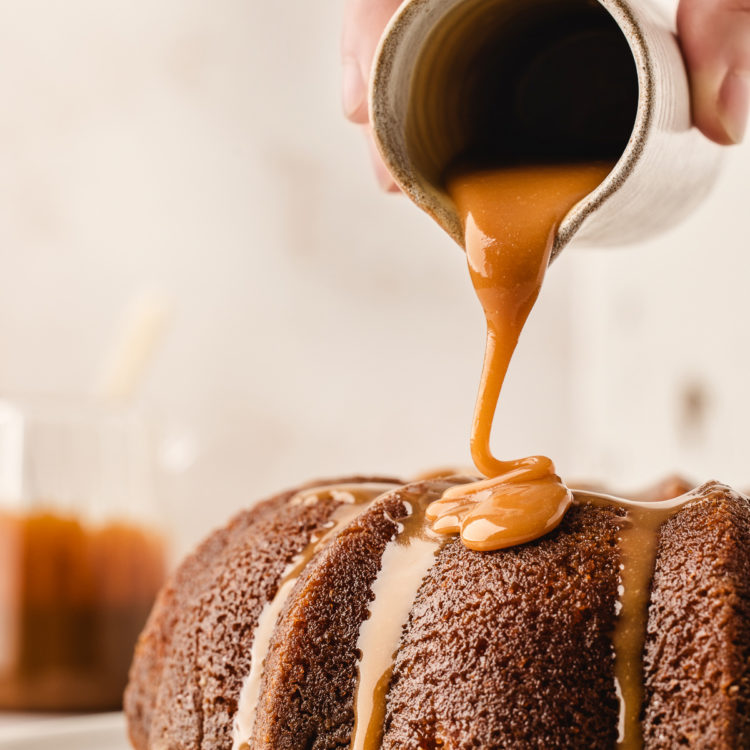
370, 0, 722, 258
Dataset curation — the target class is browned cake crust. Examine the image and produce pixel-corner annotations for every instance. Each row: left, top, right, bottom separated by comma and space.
252, 481, 450, 749
125, 478, 750, 749
382, 503, 622, 749
124, 476, 399, 750
125, 509, 237, 749
643, 482, 750, 748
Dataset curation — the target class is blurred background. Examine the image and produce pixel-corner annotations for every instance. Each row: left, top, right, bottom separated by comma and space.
0, 0, 747, 558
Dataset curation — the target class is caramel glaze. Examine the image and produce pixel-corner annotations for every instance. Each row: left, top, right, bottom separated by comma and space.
426, 163, 611, 551
350, 480, 461, 750
348, 481, 704, 750
224, 476, 708, 749
575, 488, 704, 750
232, 482, 400, 750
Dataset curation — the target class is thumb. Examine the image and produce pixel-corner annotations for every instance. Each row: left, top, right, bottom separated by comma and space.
678, 0, 750, 144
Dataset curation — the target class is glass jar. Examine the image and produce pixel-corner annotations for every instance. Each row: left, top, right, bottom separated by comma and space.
0, 398, 167, 711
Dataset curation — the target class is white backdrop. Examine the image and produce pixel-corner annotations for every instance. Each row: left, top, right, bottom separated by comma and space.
0, 1, 746, 553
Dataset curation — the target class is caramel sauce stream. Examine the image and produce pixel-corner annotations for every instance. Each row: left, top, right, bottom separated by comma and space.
426, 164, 611, 551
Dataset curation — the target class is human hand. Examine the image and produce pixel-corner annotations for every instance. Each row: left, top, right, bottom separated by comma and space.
341, 0, 402, 191
341, 0, 750, 192
678, 0, 750, 144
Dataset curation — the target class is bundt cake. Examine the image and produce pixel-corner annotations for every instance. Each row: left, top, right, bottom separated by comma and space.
125, 473, 750, 749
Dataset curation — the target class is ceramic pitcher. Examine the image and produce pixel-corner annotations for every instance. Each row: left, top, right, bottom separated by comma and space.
369, 0, 722, 258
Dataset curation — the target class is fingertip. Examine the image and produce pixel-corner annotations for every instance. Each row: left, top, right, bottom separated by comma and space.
677, 0, 750, 144
342, 57, 369, 123
345, 100, 370, 125
689, 67, 748, 145
372, 154, 399, 192
718, 70, 749, 144
367, 134, 400, 192
689, 68, 732, 144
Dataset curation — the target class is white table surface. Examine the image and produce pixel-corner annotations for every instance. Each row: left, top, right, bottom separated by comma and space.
0, 713, 128, 749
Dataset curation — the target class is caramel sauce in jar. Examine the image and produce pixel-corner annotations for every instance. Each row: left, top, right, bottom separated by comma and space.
0, 511, 165, 711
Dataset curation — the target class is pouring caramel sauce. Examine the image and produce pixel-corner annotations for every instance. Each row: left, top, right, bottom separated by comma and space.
426, 163, 612, 550
415, 163, 697, 749
231, 160, 702, 750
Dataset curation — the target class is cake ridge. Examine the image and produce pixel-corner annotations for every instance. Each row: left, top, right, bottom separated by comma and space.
125, 475, 400, 750
350, 478, 465, 749
232, 481, 402, 750
574, 480, 744, 749
643, 482, 750, 747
